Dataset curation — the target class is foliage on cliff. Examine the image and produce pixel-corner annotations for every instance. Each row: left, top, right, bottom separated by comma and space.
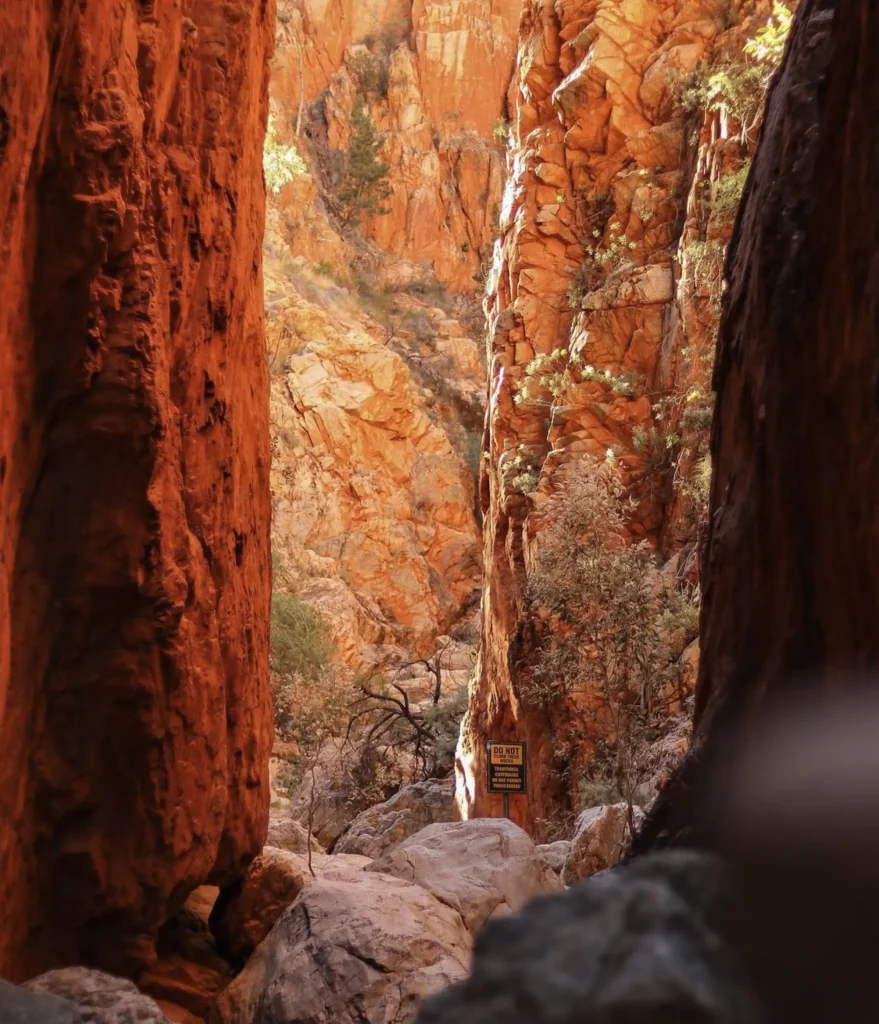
526, 459, 698, 814
338, 97, 392, 227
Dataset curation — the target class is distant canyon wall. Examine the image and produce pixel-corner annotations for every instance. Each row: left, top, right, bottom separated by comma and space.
271, 0, 523, 290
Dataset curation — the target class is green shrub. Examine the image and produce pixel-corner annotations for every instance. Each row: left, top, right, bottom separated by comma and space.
744, 2, 793, 67
351, 18, 409, 98
682, 239, 724, 312
526, 457, 700, 818
350, 50, 391, 98
270, 592, 333, 682
670, 3, 792, 133
515, 348, 637, 408
337, 97, 393, 228
312, 260, 337, 279
709, 163, 750, 229
492, 118, 512, 143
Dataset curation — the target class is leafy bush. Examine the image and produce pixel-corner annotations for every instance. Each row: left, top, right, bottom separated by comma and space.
351, 18, 409, 98
709, 163, 750, 229
502, 446, 542, 496
492, 118, 512, 143
682, 239, 724, 312
350, 51, 391, 98
744, 2, 793, 67
271, 592, 334, 683
515, 348, 638, 409
674, 60, 765, 128
526, 457, 699, 817
263, 115, 306, 194
671, 3, 792, 135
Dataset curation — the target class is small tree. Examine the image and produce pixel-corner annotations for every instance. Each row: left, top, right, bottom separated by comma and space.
348, 638, 474, 780
338, 96, 392, 228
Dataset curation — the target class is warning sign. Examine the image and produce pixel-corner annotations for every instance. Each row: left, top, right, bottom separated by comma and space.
487, 741, 527, 793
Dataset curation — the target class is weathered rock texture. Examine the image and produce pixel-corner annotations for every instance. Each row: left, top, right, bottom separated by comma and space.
636, 0, 879, 851
416, 850, 758, 1024
0, 0, 274, 980
268, 289, 482, 666
561, 804, 644, 885
335, 777, 458, 859
210, 846, 370, 962
24, 969, 170, 1023
368, 818, 560, 931
211, 872, 472, 1024
265, 817, 326, 855
459, 0, 780, 829
272, 0, 522, 289
0, 981, 82, 1024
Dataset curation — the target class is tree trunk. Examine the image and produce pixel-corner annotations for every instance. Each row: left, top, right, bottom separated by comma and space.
635, 0, 879, 851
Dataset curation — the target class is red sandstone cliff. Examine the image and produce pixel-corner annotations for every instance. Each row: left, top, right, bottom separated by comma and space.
263, 2, 523, 678
271, 0, 521, 290
458, 0, 786, 832
0, 0, 274, 982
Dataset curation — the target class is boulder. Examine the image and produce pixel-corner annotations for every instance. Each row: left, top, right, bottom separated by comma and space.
416, 851, 759, 1024
23, 969, 170, 1023
335, 777, 458, 859
561, 803, 643, 885
211, 872, 471, 1024
210, 848, 371, 961
0, 981, 82, 1024
537, 841, 572, 875
265, 818, 326, 855
138, 885, 230, 1015
368, 819, 561, 932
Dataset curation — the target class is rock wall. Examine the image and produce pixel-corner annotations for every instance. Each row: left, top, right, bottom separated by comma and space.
0, 0, 274, 982
637, 0, 879, 850
271, 0, 521, 290
459, 0, 779, 830
267, 278, 483, 666
264, 2, 525, 672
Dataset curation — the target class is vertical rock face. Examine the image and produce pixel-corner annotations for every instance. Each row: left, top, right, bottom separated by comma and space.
273, 0, 521, 289
460, 0, 777, 828
0, 0, 274, 982
265, 2, 524, 671
639, 0, 879, 849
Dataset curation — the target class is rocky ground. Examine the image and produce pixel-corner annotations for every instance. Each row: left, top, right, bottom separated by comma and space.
1, 779, 641, 1024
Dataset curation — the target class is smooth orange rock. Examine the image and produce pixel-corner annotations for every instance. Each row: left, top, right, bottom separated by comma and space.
0, 0, 274, 981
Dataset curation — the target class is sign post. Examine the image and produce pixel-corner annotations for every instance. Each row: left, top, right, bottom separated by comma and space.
486, 741, 527, 819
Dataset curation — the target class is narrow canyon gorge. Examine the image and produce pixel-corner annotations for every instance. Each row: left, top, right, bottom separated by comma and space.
2, 0, 879, 1021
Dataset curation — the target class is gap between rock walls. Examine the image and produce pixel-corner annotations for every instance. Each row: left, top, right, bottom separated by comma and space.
11, 2, 867, 1024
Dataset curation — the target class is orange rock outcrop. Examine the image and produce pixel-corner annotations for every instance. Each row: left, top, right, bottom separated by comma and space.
264, 2, 524, 672
271, 0, 522, 290
267, 279, 483, 666
458, 0, 779, 830
0, 0, 274, 981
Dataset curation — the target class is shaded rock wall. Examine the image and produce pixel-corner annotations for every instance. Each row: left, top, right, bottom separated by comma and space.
638, 0, 879, 849
0, 0, 274, 981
